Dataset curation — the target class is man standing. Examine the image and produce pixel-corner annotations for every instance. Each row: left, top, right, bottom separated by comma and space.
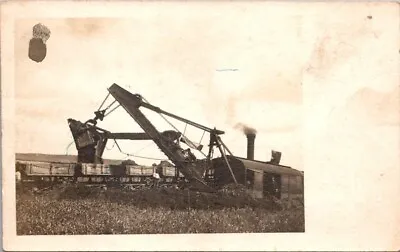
152, 164, 161, 188
15, 171, 21, 183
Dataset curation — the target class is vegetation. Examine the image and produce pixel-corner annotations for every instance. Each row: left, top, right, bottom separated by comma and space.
16, 183, 304, 235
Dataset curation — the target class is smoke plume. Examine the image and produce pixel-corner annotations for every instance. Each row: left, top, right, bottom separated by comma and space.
234, 123, 257, 135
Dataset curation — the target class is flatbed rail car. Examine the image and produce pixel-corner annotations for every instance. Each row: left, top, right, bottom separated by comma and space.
15, 159, 185, 185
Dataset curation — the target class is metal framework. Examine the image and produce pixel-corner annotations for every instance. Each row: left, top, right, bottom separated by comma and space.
68, 83, 237, 192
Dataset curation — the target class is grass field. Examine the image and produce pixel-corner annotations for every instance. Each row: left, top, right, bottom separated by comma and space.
16, 183, 305, 235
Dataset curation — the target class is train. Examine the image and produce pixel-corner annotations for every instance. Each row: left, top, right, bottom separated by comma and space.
15, 156, 185, 186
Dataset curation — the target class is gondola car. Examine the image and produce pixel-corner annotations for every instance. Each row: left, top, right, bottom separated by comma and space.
15, 155, 185, 185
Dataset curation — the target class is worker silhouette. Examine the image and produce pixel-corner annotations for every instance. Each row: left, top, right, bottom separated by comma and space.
15, 171, 21, 183
152, 164, 160, 187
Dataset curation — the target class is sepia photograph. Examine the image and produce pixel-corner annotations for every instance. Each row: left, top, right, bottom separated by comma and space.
14, 16, 304, 235
2, 1, 399, 251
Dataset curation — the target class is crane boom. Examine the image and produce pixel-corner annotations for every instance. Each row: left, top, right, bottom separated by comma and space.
138, 101, 224, 135
107, 84, 214, 191
68, 83, 234, 192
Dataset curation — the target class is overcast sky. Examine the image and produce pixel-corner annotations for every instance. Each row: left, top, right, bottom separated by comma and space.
14, 3, 399, 171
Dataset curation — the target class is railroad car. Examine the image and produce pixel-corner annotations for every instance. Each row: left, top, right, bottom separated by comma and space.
15, 156, 185, 186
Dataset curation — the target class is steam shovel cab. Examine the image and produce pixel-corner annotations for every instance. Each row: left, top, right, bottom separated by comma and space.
211, 156, 304, 201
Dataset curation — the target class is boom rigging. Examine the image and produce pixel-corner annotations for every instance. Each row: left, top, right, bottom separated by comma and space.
68, 83, 237, 192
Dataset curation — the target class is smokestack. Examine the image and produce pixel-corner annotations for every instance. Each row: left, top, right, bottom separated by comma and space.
234, 123, 257, 160
246, 133, 256, 160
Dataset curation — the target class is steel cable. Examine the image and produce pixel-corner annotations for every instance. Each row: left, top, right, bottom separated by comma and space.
141, 96, 207, 158
113, 139, 169, 162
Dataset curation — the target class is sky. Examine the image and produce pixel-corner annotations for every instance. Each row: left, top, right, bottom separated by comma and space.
14, 3, 399, 172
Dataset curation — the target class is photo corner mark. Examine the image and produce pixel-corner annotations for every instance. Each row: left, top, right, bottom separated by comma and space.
28, 23, 51, 63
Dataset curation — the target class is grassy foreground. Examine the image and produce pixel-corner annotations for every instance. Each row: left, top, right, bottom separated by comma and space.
16, 184, 304, 235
